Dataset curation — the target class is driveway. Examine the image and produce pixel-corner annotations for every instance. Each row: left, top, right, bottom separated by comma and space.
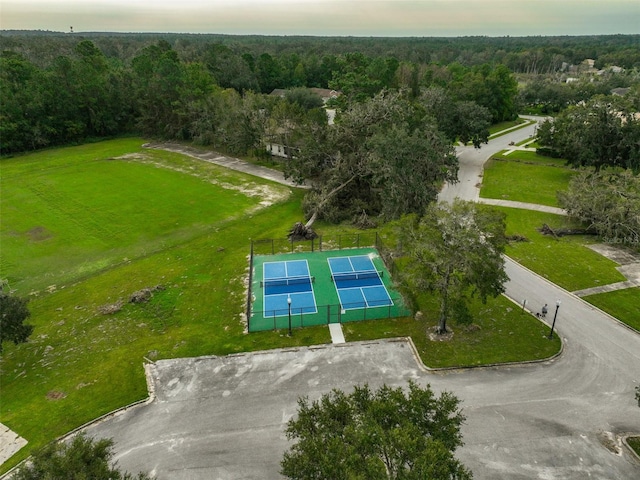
85, 119, 640, 479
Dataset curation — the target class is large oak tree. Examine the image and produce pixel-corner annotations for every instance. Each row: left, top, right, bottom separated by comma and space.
281, 382, 471, 480
285, 90, 459, 229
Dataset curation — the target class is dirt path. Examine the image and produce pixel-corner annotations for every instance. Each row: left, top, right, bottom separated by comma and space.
143, 142, 309, 189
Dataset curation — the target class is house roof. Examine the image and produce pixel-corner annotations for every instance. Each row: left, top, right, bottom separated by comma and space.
268, 88, 342, 103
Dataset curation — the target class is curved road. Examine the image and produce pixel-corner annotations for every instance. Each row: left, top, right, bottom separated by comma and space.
83, 118, 640, 479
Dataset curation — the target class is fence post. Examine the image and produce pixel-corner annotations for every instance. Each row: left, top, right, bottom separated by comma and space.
247, 241, 254, 332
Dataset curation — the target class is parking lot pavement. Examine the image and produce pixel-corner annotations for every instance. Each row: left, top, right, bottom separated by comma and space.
85, 335, 640, 480
85, 340, 424, 480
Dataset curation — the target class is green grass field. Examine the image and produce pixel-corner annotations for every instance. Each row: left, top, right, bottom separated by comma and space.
499, 208, 626, 291
628, 436, 640, 456
480, 148, 638, 329
344, 293, 560, 368
0, 139, 327, 470
481, 152, 575, 207
1, 140, 289, 294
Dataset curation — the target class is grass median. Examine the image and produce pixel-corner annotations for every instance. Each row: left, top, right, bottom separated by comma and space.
481, 151, 574, 207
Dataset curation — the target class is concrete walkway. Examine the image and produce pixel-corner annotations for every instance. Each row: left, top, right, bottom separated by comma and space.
477, 198, 566, 215
328, 323, 346, 344
573, 279, 640, 297
0, 424, 27, 466
572, 244, 640, 296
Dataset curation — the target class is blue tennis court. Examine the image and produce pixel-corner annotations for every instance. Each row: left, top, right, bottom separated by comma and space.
328, 255, 394, 310
262, 260, 317, 316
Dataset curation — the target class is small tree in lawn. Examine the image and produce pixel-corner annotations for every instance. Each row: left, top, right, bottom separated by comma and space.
397, 200, 508, 334
281, 381, 472, 480
0, 280, 34, 353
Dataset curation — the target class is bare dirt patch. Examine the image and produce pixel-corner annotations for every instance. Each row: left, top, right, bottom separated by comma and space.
428, 327, 454, 342
46, 391, 67, 401
27, 226, 52, 242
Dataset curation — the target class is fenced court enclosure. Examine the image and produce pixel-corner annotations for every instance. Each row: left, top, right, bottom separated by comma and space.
247, 233, 411, 332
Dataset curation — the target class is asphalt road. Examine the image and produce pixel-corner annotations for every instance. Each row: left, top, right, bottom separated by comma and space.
84, 118, 640, 479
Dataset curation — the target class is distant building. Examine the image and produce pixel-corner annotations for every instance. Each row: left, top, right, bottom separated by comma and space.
266, 88, 341, 158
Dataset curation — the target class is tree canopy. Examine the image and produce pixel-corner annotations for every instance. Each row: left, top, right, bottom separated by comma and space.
281, 381, 471, 480
396, 201, 508, 334
537, 93, 640, 172
286, 90, 459, 228
1, 34, 525, 156
558, 169, 640, 248
13, 434, 153, 480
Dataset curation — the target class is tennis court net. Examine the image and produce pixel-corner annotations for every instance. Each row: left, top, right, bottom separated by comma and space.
331, 270, 383, 282
260, 276, 315, 288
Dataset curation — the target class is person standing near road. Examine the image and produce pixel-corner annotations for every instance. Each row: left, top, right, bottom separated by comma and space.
541, 304, 548, 318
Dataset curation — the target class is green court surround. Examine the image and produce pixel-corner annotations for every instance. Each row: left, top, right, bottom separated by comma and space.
249, 248, 411, 332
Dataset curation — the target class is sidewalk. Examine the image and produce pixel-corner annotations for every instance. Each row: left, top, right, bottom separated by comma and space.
477, 198, 566, 215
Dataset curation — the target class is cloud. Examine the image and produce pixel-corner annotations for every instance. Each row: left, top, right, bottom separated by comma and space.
1, 0, 638, 35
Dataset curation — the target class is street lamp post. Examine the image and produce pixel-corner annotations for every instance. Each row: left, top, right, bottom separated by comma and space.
548, 300, 561, 339
287, 295, 292, 337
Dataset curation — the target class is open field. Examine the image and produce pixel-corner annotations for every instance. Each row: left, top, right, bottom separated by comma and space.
0, 139, 565, 472
1, 139, 291, 294
0, 139, 327, 469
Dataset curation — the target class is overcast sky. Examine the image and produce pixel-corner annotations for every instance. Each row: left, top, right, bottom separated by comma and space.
2, 0, 639, 36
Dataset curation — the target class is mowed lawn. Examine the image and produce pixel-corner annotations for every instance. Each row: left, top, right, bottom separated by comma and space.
481, 151, 575, 207
1, 139, 271, 294
498, 208, 626, 292
584, 288, 640, 332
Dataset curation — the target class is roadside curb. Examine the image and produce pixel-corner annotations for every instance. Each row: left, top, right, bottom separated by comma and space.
622, 434, 640, 464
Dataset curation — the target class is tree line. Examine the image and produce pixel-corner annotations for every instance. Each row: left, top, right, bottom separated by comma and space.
2, 32, 639, 156
3, 31, 640, 72
0, 36, 521, 155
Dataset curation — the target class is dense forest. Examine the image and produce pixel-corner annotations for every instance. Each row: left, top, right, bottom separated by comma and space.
1, 31, 639, 156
